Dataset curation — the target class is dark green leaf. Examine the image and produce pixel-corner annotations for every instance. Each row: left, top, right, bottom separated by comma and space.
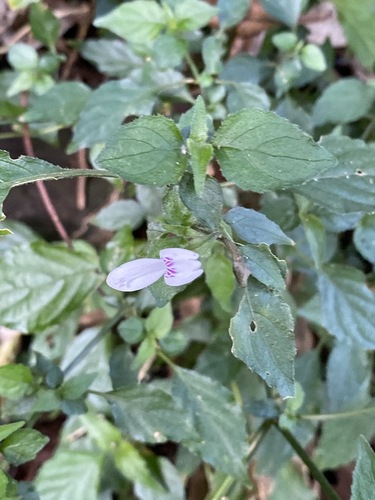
0, 242, 101, 332
179, 174, 223, 230
318, 264, 375, 348
313, 79, 375, 125
173, 0, 217, 31
23, 82, 90, 126
60, 373, 97, 400
0, 364, 33, 399
29, 3, 60, 49
213, 109, 336, 192
351, 436, 375, 500
94, 1, 166, 44
354, 214, 375, 264
295, 136, 375, 213
218, 0, 251, 28
96, 116, 187, 186
71, 79, 156, 150
260, 0, 304, 26
224, 207, 294, 246
105, 385, 197, 444
0, 150, 118, 214
80, 39, 143, 77
0, 429, 49, 466
92, 199, 145, 231
134, 457, 185, 500
220, 54, 265, 84
226, 82, 270, 113
229, 279, 295, 398
35, 450, 103, 500
204, 243, 236, 312
34, 352, 64, 388
241, 244, 287, 290
118, 317, 144, 344
173, 367, 248, 476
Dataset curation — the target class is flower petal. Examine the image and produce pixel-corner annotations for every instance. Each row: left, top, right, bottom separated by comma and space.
106, 258, 166, 292
160, 248, 199, 261
164, 260, 203, 287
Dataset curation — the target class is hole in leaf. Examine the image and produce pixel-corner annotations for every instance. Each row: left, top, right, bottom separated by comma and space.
356, 169, 365, 175
250, 321, 257, 332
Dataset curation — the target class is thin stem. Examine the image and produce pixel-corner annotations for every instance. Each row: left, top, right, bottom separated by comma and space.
20, 93, 72, 248
185, 53, 201, 83
156, 349, 175, 369
361, 113, 375, 141
76, 149, 88, 210
248, 419, 274, 458
206, 475, 235, 500
299, 405, 375, 422
62, 311, 123, 376
275, 423, 340, 500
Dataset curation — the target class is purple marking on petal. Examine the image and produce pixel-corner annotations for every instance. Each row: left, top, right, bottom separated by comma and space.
164, 267, 203, 287
106, 258, 166, 292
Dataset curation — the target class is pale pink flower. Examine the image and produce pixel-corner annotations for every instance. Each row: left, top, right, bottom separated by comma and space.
106, 248, 203, 292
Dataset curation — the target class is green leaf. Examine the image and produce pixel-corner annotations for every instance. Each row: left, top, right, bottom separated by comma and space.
105, 384, 197, 444
202, 35, 225, 76
186, 96, 213, 194
0, 364, 34, 399
240, 244, 287, 290
218, 0, 251, 28
92, 199, 145, 231
318, 264, 375, 348
172, 367, 247, 476
0, 242, 101, 332
23, 82, 90, 127
7, 43, 38, 70
172, 0, 217, 31
179, 174, 223, 230
0, 149, 118, 215
152, 35, 188, 69
351, 436, 375, 500
80, 39, 143, 77
300, 44, 327, 72
260, 0, 304, 27
332, 0, 375, 69
0, 422, 25, 442
220, 54, 264, 84
272, 32, 299, 52
226, 82, 270, 113
301, 213, 326, 268
35, 450, 103, 500
315, 412, 375, 470
224, 207, 294, 246
354, 214, 375, 264
81, 413, 122, 451
118, 317, 144, 344
0, 428, 49, 466
134, 457, 185, 500
114, 440, 164, 491
274, 58, 303, 96
213, 109, 336, 192
96, 116, 187, 186
229, 279, 295, 398
313, 79, 375, 125
94, 1, 166, 44
71, 79, 156, 150
295, 136, 375, 213
145, 303, 173, 339
269, 463, 317, 500
204, 243, 236, 312
29, 3, 60, 49
60, 373, 97, 400
325, 343, 371, 413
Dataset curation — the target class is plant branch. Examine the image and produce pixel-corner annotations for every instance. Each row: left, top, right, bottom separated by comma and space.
20, 93, 72, 248
274, 423, 340, 500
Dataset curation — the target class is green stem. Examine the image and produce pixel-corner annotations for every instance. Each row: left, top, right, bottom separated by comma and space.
185, 53, 201, 84
206, 475, 235, 500
62, 311, 123, 376
274, 423, 340, 500
156, 349, 175, 369
361, 113, 375, 141
299, 405, 375, 422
